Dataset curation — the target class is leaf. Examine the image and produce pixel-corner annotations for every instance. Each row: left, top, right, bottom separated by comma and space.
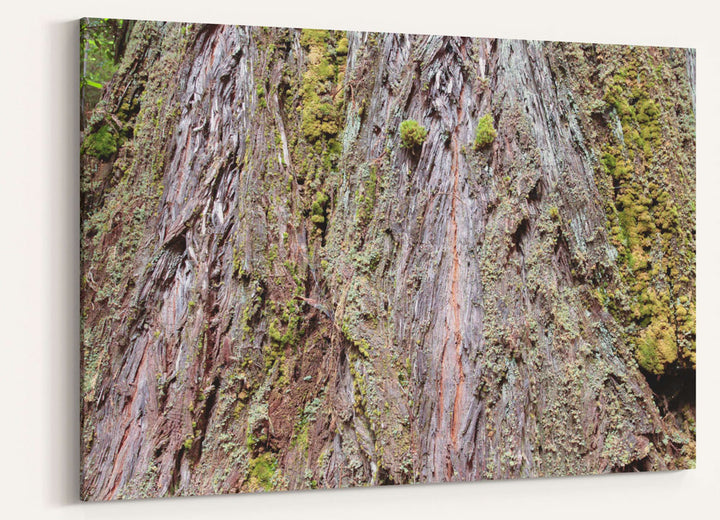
85, 79, 103, 89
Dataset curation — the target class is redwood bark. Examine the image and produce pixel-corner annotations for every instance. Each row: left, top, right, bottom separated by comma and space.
80, 22, 696, 500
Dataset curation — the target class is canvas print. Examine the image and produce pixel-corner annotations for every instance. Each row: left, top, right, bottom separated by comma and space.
80, 18, 696, 500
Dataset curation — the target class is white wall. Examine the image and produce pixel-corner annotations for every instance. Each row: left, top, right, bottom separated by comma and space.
1, 1, 717, 518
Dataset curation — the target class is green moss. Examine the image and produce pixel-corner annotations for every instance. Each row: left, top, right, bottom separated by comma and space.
298, 30, 345, 143
82, 124, 118, 160
636, 318, 677, 374
355, 165, 378, 226
247, 453, 278, 491
268, 318, 283, 344
342, 321, 371, 359
474, 114, 496, 149
256, 85, 267, 109
399, 119, 427, 149
300, 29, 329, 47
301, 102, 339, 141
356, 338, 370, 357
335, 37, 349, 55
310, 191, 329, 226
261, 267, 308, 373
595, 53, 695, 375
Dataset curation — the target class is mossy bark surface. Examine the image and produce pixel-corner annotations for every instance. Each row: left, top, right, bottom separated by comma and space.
80, 22, 695, 500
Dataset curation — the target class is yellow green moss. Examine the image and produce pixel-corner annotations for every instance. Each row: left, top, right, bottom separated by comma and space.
474, 114, 496, 150
597, 52, 695, 374
399, 119, 427, 149
247, 453, 279, 491
82, 124, 118, 160
299, 29, 345, 142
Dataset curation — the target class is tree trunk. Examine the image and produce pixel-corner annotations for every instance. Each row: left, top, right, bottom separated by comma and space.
80, 22, 696, 500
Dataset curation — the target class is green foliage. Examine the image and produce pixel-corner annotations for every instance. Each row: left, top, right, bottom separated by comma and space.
474, 114, 496, 149
399, 119, 427, 149
82, 124, 118, 160
80, 18, 123, 87
80, 18, 130, 120
85, 79, 103, 89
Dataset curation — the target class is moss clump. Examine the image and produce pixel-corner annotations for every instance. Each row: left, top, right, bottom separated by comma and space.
247, 452, 278, 491
310, 191, 329, 226
399, 119, 427, 149
474, 114, 496, 150
268, 318, 284, 345
256, 85, 267, 109
82, 124, 118, 160
301, 102, 340, 141
604, 73, 662, 158
298, 29, 345, 142
637, 317, 677, 373
335, 37, 349, 55
300, 29, 329, 47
